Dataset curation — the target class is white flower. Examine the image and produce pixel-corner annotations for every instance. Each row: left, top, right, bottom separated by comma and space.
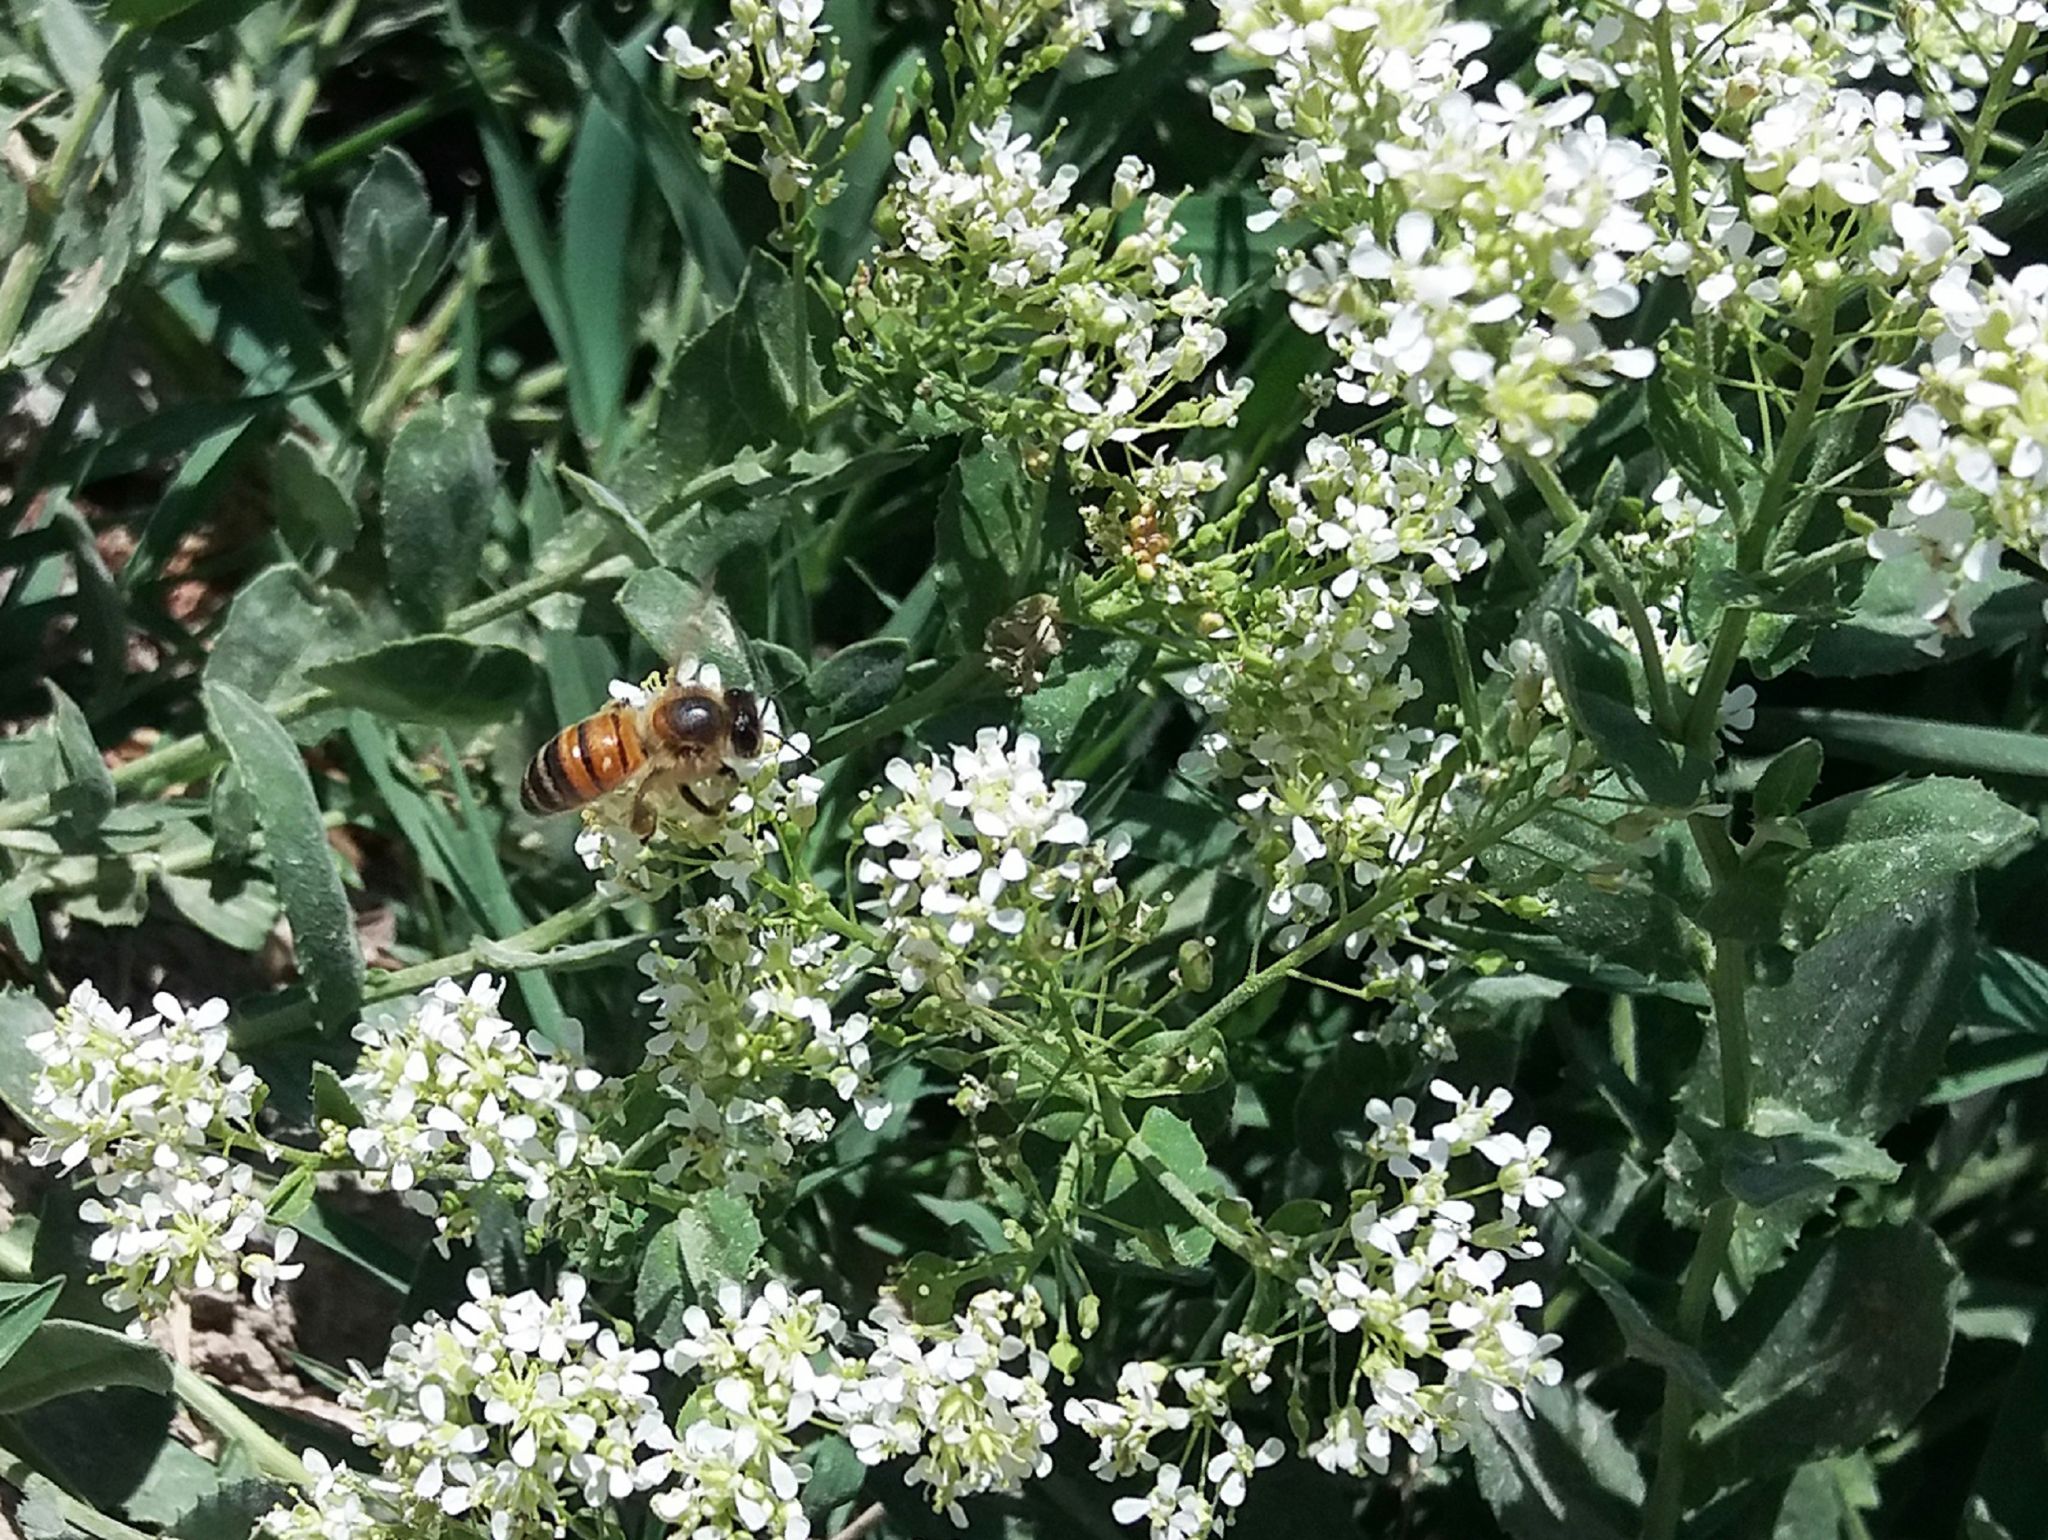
1203, 1422, 1281, 1507
838, 1290, 1057, 1524
332, 975, 617, 1239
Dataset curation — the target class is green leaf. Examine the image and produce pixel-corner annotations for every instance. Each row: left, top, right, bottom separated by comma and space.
672, 1189, 764, 1296
338, 148, 448, 396
615, 569, 758, 686
1697, 1223, 1957, 1481
1705, 778, 2033, 950
45, 681, 112, 838
1698, 878, 1972, 1140
381, 397, 497, 630
305, 636, 536, 728
614, 263, 802, 518
935, 439, 1047, 650
560, 97, 640, 443
203, 564, 370, 714
159, 874, 283, 953
0, 988, 55, 1131
170, 1478, 290, 1540
1020, 634, 1142, 755
1541, 608, 1705, 805
804, 638, 909, 725
1752, 738, 1823, 819
1469, 1381, 1645, 1540
271, 437, 360, 557
1697, 1104, 1904, 1209
0, 1320, 173, 1412
1647, 362, 1757, 522
1802, 563, 2044, 678
802, 1433, 866, 1517
1101, 1108, 1230, 1268
0, 1278, 65, 1372
1574, 1255, 1721, 1407
1753, 707, 2048, 785
1973, 1299, 2048, 1539
203, 682, 363, 1028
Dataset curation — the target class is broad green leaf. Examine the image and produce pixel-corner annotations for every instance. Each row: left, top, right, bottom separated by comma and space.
1801, 563, 2043, 678
160, 874, 283, 952
1706, 778, 2033, 950
1696, 878, 1972, 1140
0, 1320, 172, 1412
1696, 1104, 1903, 1209
1972, 1299, 2048, 1536
802, 1433, 866, 1518
1481, 786, 1708, 989
672, 1189, 764, 1296
615, 569, 757, 686
381, 397, 496, 630
306, 636, 536, 727
1752, 738, 1823, 819
203, 682, 363, 1028
203, 564, 370, 714
1697, 1223, 1957, 1481
169, 1478, 290, 1540
1020, 634, 1142, 755
1469, 1381, 1645, 1540
45, 681, 112, 838
1101, 1108, 1230, 1268
0, 1278, 65, 1372
271, 437, 360, 556
804, 637, 909, 725
339, 149, 448, 396
1969, 946, 2048, 1033
1542, 608, 1706, 806
936, 439, 1047, 651
1648, 363, 1756, 525
613, 263, 802, 517
0, 989, 55, 1131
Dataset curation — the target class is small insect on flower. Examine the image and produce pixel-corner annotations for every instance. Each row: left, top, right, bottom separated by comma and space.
520, 591, 781, 835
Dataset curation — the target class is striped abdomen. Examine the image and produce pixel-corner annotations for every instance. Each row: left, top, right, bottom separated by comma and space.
521, 706, 648, 814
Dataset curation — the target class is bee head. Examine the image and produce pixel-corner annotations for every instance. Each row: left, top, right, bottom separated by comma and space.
724, 689, 764, 759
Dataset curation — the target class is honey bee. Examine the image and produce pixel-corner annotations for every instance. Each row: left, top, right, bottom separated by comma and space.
520, 677, 766, 832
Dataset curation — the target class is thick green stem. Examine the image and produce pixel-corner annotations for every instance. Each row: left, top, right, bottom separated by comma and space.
1652, 7, 1693, 230
171, 1363, 314, 1488
1966, 25, 2037, 172
1585, 534, 1681, 738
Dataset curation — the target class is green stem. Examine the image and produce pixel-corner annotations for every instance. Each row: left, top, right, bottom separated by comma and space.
1966, 24, 2037, 172
0, 76, 113, 356
359, 239, 494, 436
1096, 1094, 1264, 1267
1653, 6, 1693, 231
234, 887, 616, 1046
1642, 888, 1752, 1540
1585, 535, 1680, 738
170, 1363, 314, 1488
1681, 297, 1838, 749
812, 654, 991, 764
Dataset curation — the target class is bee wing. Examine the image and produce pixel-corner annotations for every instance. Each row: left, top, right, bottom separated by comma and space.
651, 574, 758, 692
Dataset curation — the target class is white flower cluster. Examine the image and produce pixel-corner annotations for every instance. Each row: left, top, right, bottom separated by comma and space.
1065, 1356, 1283, 1540
858, 727, 1130, 1005
637, 897, 889, 1199
851, 115, 1247, 456
574, 665, 818, 901
26, 983, 301, 1321
1180, 436, 1483, 956
1299, 1082, 1562, 1476
1871, 264, 2048, 645
326, 975, 619, 1241
1900, 0, 2044, 111
661, 0, 840, 206
1203, 4, 1661, 464
263, 1271, 669, 1540
837, 1288, 1059, 1524
662, 1280, 1059, 1532
656, 1281, 844, 1540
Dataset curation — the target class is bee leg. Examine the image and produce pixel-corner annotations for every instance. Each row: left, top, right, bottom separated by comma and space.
630, 784, 656, 839
678, 782, 716, 817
